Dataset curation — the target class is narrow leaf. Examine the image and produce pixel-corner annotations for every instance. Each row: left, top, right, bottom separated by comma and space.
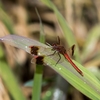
0, 35, 100, 99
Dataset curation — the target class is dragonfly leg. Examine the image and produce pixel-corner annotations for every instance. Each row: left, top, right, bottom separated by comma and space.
55, 53, 61, 65
47, 50, 56, 56
46, 42, 52, 48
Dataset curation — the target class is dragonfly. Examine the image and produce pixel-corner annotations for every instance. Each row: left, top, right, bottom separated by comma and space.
46, 36, 83, 76
0, 35, 83, 76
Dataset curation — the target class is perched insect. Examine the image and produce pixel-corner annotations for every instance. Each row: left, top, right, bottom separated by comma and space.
0, 35, 83, 76
30, 37, 83, 76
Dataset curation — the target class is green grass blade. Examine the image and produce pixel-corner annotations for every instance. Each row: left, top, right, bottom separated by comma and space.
32, 65, 43, 100
0, 61, 26, 100
32, 9, 45, 100
1, 34, 100, 99
41, 0, 80, 62
44, 57, 100, 100
35, 8, 45, 43
0, 8, 14, 34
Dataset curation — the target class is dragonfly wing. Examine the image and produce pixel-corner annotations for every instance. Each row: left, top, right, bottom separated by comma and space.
29, 46, 55, 56
67, 44, 75, 58
0, 35, 50, 55
47, 53, 65, 64
0, 34, 66, 64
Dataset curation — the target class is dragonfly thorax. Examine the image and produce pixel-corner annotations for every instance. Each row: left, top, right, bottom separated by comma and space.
52, 45, 66, 54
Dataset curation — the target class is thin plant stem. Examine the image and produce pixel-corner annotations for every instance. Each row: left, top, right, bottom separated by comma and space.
32, 65, 44, 100
32, 8, 45, 100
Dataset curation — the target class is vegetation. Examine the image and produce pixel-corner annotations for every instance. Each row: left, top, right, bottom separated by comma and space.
0, 0, 100, 100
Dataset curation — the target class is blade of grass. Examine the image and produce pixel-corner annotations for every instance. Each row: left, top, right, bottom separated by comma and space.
32, 64, 44, 100
0, 7, 14, 34
44, 56, 100, 100
0, 61, 26, 100
1, 34, 100, 99
0, 42, 25, 100
35, 8, 45, 43
41, 0, 80, 62
32, 8, 45, 100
